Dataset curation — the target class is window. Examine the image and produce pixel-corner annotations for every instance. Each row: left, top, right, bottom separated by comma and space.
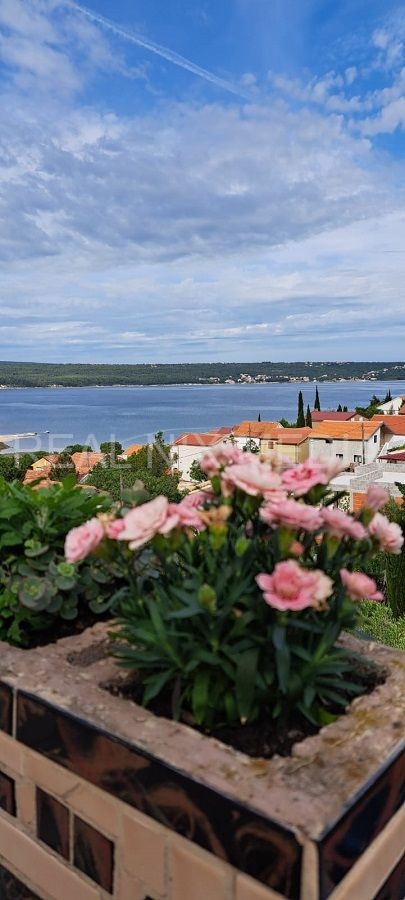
336, 453, 343, 460
374, 435, 378, 442
353, 454, 362, 463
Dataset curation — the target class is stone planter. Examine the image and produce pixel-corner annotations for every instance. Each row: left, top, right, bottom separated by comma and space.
0, 624, 403, 900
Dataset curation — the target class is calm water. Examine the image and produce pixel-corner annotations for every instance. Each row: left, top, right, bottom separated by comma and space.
1, 381, 404, 452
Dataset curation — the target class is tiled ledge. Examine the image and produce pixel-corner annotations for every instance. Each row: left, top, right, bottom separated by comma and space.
0, 625, 404, 900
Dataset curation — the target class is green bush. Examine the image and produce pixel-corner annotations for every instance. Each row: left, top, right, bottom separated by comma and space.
355, 602, 405, 650
0, 476, 121, 645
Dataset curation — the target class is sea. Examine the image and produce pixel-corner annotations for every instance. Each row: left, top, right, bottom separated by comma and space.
1, 380, 404, 453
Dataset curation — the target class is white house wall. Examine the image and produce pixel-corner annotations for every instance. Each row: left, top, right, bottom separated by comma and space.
308, 433, 380, 466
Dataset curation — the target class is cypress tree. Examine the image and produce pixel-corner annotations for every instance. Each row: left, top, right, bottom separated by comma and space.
314, 385, 321, 411
337, 403, 342, 412
305, 404, 312, 427
296, 391, 305, 427
257, 412, 261, 422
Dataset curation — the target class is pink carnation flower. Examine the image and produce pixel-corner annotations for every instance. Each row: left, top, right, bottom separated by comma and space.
321, 507, 367, 541
364, 484, 389, 512
200, 444, 246, 475
167, 497, 207, 531
256, 560, 333, 612
118, 496, 177, 550
281, 460, 330, 497
105, 519, 126, 539
368, 513, 404, 554
260, 498, 323, 532
221, 460, 283, 497
340, 568, 384, 602
65, 518, 105, 563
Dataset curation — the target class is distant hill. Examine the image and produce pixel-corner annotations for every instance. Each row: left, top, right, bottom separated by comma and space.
0, 360, 404, 388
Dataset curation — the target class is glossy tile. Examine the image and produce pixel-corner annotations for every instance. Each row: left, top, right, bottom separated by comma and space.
17, 690, 302, 898
0, 863, 41, 899
0, 770, 16, 816
36, 787, 69, 859
0, 681, 12, 734
319, 742, 405, 898
74, 815, 114, 893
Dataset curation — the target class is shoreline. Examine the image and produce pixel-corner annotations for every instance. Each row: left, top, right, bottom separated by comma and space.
0, 377, 394, 390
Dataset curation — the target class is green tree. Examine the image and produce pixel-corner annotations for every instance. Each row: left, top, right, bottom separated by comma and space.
337, 404, 342, 412
257, 413, 261, 422
242, 439, 260, 453
314, 386, 321, 411
100, 441, 123, 458
189, 459, 206, 482
296, 391, 305, 427
305, 405, 312, 427
63, 444, 93, 455
52, 451, 76, 482
0, 453, 41, 484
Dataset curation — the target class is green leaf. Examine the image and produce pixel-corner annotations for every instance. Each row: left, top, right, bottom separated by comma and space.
235, 649, 259, 723
191, 670, 211, 724
275, 643, 290, 693
272, 623, 286, 651
142, 670, 173, 705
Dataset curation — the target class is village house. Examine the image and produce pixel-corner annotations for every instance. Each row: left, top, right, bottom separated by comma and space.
259, 427, 312, 464
230, 421, 311, 463
375, 395, 405, 415
308, 420, 381, 467
372, 414, 405, 452
230, 421, 283, 452
171, 429, 233, 482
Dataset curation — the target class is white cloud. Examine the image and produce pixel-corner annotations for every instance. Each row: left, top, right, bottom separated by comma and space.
0, 1, 404, 361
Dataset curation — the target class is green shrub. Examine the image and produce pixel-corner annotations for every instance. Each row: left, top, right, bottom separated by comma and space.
355, 602, 405, 650
0, 476, 121, 645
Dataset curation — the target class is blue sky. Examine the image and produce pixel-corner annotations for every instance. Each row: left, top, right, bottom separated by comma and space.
0, 0, 404, 363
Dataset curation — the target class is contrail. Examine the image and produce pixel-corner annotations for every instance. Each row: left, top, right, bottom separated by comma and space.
65, 1, 251, 100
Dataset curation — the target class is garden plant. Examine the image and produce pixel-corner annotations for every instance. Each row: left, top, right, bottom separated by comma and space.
65, 446, 404, 737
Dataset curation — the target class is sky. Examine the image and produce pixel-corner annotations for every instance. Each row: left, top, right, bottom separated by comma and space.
0, 0, 405, 363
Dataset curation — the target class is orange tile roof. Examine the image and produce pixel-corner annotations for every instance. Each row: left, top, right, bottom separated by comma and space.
268, 427, 312, 445
311, 421, 380, 440
231, 421, 282, 438
23, 470, 58, 489
372, 415, 405, 435
173, 432, 225, 447
122, 443, 144, 458
71, 451, 105, 477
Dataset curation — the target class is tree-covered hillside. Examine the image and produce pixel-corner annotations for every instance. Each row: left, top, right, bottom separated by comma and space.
0, 360, 404, 387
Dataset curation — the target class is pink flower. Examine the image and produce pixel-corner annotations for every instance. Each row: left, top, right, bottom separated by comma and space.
105, 518, 126, 539
281, 460, 330, 497
340, 568, 384, 602
118, 496, 176, 550
364, 484, 389, 512
167, 497, 207, 531
260, 498, 323, 532
65, 518, 104, 563
256, 561, 333, 612
200, 444, 246, 475
221, 460, 283, 497
368, 513, 404, 554
179, 489, 213, 508
321, 507, 367, 541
